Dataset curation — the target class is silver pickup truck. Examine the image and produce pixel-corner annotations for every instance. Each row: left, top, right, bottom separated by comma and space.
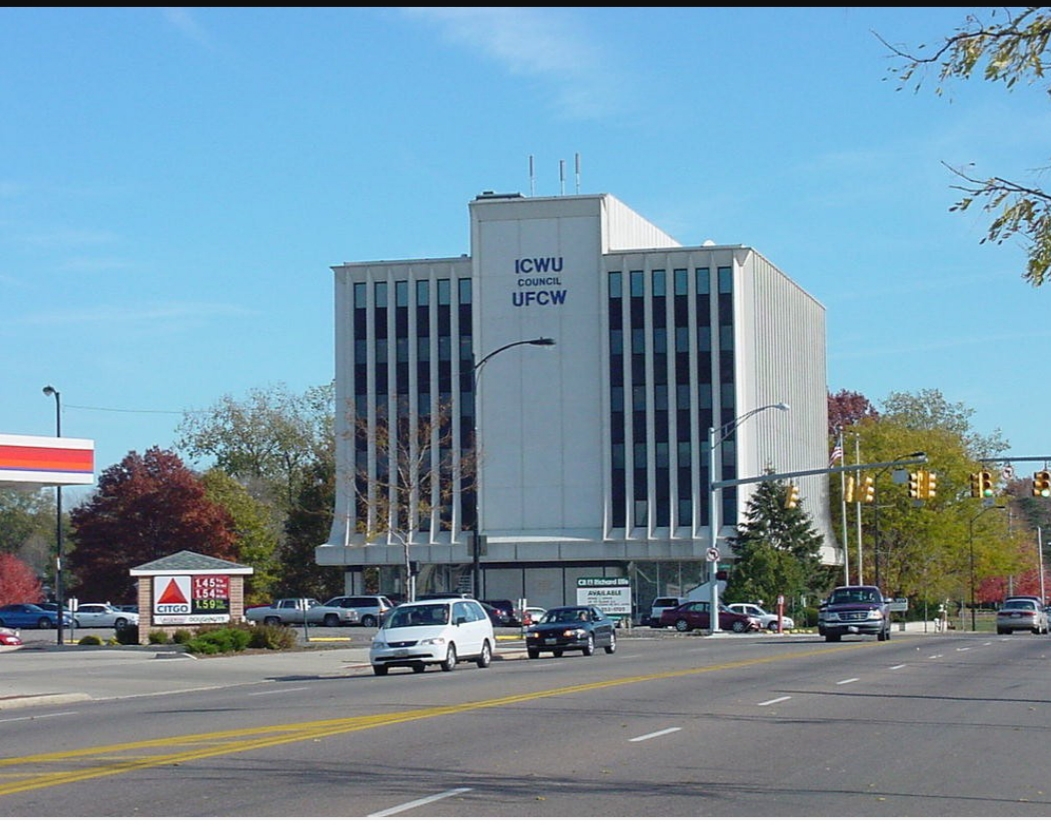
817, 585, 890, 642
244, 598, 360, 627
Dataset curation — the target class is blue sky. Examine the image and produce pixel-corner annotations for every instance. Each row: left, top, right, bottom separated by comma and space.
3, 7, 1049, 486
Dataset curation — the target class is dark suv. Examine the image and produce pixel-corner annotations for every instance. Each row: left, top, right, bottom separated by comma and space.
481, 599, 519, 625
818, 585, 891, 642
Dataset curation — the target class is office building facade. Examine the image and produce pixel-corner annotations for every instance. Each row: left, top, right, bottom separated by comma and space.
317, 192, 836, 609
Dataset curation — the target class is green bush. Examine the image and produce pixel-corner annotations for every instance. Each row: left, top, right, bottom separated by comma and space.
172, 629, 194, 644
115, 625, 139, 645
147, 630, 169, 644
248, 623, 297, 650
77, 634, 104, 646
184, 626, 253, 655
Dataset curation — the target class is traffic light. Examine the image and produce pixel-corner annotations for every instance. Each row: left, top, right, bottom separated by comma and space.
979, 470, 994, 498
908, 470, 922, 500
970, 472, 981, 498
844, 475, 855, 503
924, 471, 937, 500
1033, 470, 1051, 498
862, 475, 875, 503
784, 483, 799, 509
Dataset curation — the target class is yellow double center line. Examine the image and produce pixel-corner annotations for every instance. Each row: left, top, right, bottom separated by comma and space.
0, 642, 859, 796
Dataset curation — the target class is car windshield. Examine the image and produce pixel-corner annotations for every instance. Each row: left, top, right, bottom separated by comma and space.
385, 604, 449, 628
832, 589, 878, 604
543, 608, 589, 624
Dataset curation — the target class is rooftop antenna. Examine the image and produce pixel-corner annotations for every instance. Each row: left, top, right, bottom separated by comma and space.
529, 154, 535, 197
575, 153, 581, 194
559, 159, 565, 195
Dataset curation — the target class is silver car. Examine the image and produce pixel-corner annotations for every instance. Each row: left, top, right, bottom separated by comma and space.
996, 598, 1049, 635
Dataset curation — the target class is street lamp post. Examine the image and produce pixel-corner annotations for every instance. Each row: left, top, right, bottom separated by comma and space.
872, 451, 926, 592
707, 402, 789, 635
969, 504, 1006, 631
42, 385, 64, 646
469, 337, 555, 598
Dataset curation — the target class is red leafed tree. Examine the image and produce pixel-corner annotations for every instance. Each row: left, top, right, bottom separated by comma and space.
0, 552, 43, 605
68, 447, 237, 603
828, 389, 879, 435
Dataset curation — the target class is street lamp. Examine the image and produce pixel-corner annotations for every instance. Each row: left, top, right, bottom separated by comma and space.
969, 504, 1006, 631
469, 337, 555, 598
707, 402, 789, 634
42, 385, 65, 646
872, 451, 926, 591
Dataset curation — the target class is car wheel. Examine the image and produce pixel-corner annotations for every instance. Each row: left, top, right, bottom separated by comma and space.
674, 619, 690, 632
372, 664, 388, 676
583, 634, 595, 656
997, 628, 1007, 635
361, 614, 377, 628
115, 618, 129, 631
605, 631, 617, 654
323, 614, 341, 627
441, 643, 457, 672
527, 649, 540, 659
825, 633, 840, 642
264, 616, 281, 626
731, 620, 747, 633
476, 640, 492, 669
38, 618, 53, 629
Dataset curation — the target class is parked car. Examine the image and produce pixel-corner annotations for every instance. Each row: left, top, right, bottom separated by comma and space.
481, 599, 519, 625
321, 595, 395, 627
477, 602, 508, 628
369, 597, 494, 675
996, 597, 1049, 635
648, 596, 684, 627
817, 585, 891, 642
37, 603, 79, 624
0, 626, 23, 646
521, 606, 546, 626
726, 602, 795, 632
524, 605, 617, 658
72, 603, 140, 631
0, 603, 60, 630
659, 601, 760, 633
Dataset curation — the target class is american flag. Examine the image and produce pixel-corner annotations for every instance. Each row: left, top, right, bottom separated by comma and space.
829, 438, 844, 467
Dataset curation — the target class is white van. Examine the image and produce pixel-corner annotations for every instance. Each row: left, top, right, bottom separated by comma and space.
369, 598, 495, 676
649, 597, 684, 627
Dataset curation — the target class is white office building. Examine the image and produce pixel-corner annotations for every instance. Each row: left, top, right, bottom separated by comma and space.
317, 192, 837, 610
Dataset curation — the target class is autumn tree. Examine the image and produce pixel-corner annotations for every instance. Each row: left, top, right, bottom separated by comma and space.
0, 487, 56, 579
881, 7, 1051, 286
68, 447, 238, 603
0, 552, 43, 605
828, 389, 878, 436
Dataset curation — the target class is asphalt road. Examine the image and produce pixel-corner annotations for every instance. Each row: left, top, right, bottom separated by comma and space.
3, 628, 1051, 817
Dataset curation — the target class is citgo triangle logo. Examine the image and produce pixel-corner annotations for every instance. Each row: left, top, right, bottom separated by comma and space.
157, 578, 188, 605
155, 575, 192, 614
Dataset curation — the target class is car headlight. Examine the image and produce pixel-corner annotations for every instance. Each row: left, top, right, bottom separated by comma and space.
866, 609, 884, 621
419, 636, 447, 646
564, 627, 586, 637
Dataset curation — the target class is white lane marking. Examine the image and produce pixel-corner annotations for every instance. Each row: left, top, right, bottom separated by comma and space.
758, 696, 791, 707
0, 710, 79, 724
629, 727, 682, 742
836, 678, 858, 685
369, 787, 472, 817
889, 664, 906, 670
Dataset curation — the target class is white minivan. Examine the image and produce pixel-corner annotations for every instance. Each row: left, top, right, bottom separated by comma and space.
369, 598, 495, 676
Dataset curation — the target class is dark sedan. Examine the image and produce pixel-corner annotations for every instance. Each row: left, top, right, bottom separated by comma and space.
0, 603, 60, 630
659, 601, 760, 633
524, 605, 617, 658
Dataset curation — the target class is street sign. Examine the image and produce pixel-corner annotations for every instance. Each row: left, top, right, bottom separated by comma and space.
705, 547, 720, 562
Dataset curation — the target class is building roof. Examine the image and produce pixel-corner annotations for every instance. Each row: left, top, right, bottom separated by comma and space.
129, 549, 253, 576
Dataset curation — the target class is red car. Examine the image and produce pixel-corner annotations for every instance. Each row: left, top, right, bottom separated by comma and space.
659, 601, 760, 633
0, 626, 23, 646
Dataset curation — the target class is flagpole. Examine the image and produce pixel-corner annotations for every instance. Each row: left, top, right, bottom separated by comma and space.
835, 429, 850, 585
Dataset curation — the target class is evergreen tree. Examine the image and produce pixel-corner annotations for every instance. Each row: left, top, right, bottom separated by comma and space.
725, 475, 831, 608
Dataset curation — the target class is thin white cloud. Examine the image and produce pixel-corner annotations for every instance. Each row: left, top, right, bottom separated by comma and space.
20, 302, 257, 328
398, 7, 629, 119
161, 7, 216, 51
